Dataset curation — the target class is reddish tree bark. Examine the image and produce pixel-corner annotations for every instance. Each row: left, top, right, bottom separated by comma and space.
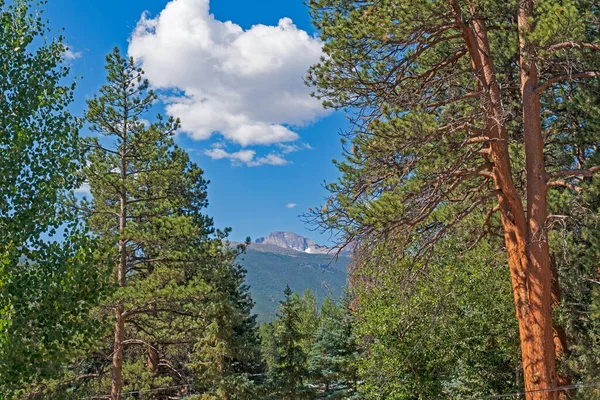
451, 2, 559, 398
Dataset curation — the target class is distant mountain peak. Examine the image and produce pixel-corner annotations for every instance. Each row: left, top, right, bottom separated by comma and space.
254, 231, 331, 254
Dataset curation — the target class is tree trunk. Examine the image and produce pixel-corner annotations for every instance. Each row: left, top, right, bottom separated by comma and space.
517, 2, 559, 398
111, 230, 127, 399
112, 124, 128, 400
450, 3, 559, 398
147, 301, 159, 374
111, 304, 125, 400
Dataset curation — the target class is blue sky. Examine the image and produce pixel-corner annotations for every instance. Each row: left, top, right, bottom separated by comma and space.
45, 0, 346, 244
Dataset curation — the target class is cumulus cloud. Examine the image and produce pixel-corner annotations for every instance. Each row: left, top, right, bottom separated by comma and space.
286, 203, 297, 209
128, 0, 328, 152
204, 148, 289, 167
63, 45, 82, 60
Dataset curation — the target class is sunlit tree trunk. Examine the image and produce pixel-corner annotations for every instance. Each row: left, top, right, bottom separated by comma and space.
452, 3, 559, 398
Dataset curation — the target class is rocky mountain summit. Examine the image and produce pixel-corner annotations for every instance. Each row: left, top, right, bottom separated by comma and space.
254, 231, 331, 254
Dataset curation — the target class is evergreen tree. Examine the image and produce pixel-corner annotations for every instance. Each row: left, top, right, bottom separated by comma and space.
307, 1, 600, 396
273, 286, 310, 400
308, 297, 359, 399
190, 239, 263, 400
71, 48, 207, 398
260, 322, 278, 373
298, 289, 319, 357
58, 48, 262, 400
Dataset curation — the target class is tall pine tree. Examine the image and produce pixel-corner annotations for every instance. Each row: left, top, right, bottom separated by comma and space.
72, 48, 261, 400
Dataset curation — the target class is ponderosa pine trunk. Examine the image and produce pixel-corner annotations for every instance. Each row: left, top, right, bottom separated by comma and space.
111, 117, 128, 400
111, 236, 126, 399
517, 2, 560, 397
111, 304, 125, 400
451, 3, 559, 398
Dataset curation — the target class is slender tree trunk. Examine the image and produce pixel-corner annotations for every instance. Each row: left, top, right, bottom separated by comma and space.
147, 301, 159, 374
450, 3, 559, 398
111, 234, 127, 399
111, 304, 125, 400
111, 113, 128, 400
145, 257, 160, 374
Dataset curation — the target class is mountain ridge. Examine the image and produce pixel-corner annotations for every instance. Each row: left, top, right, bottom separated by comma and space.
233, 231, 351, 321
252, 231, 349, 255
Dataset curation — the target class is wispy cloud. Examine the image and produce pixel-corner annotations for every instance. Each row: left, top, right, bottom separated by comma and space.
286, 203, 297, 209
204, 148, 289, 167
63, 45, 82, 60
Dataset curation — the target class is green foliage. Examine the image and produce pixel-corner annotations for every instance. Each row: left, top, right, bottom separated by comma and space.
352, 233, 521, 399
307, 0, 600, 396
298, 289, 319, 356
308, 296, 360, 399
271, 286, 312, 400
190, 243, 263, 400
548, 173, 600, 398
0, 232, 111, 397
0, 0, 81, 246
49, 48, 263, 399
0, 0, 107, 395
260, 322, 278, 372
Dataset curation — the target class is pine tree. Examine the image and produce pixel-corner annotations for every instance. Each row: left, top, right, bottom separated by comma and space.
81, 47, 213, 399
307, 1, 600, 396
272, 286, 310, 400
68, 48, 263, 400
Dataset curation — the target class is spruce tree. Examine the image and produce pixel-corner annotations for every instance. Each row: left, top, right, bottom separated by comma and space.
190, 239, 263, 400
273, 286, 310, 400
308, 297, 359, 398
260, 322, 278, 373
298, 289, 319, 357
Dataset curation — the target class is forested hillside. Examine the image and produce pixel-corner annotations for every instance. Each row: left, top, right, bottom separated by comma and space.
237, 239, 349, 321
2, 0, 600, 399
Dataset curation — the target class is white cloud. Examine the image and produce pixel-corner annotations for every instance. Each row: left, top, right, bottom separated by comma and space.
74, 182, 90, 194
63, 45, 82, 60
286, 203, 297, 209
204, 148, 289, 167
276, 142, 312, 154
128, 0, 328, 150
